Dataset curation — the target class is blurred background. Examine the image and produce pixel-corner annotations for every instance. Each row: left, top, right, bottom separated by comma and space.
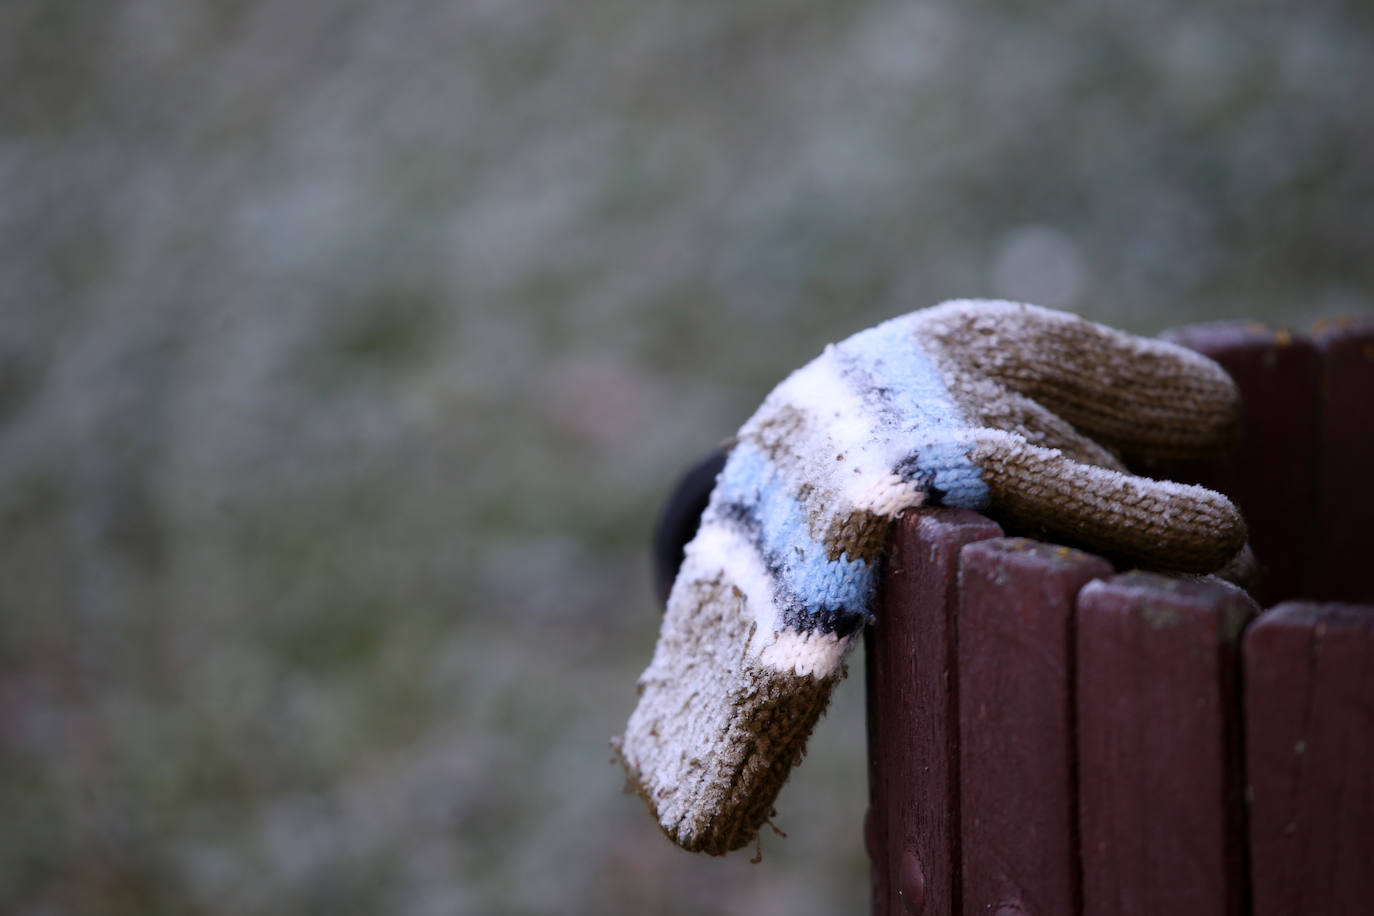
1, 1, 1370, 913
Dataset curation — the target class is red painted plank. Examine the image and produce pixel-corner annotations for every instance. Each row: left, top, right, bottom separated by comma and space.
1076, 572, 1258, 916
1312, 317, 1374, 603
1160, 323, 1322, 605
1244, 601, 1374, 916
867, 508, 1003, 916
957, 539, 1113, 916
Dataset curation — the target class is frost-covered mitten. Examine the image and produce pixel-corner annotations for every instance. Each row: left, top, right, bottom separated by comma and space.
614, 300, 1247, 855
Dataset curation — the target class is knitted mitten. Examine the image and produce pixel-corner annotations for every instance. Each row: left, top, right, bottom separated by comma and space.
614, 300, 1247, 855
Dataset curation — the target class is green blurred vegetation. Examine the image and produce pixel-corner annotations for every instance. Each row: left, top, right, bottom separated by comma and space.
0, 1, 1370, 913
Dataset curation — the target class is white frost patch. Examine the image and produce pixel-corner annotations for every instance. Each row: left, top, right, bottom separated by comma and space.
676, 523, 857, 677
679, 521, 778, 638
749, 347, 934, 518
758, 628, 854, 678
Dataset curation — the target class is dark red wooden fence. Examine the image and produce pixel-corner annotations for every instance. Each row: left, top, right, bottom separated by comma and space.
865, 317, 1374, 916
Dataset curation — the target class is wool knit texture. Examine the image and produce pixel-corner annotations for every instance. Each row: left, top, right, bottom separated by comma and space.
616, 300, 1246, 856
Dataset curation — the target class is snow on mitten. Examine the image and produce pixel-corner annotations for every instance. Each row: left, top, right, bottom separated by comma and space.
614, 300, 1247, 856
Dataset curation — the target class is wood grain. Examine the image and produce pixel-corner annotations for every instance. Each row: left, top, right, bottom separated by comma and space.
1160, 323, 1322, 605
1312, 318, 1374, 603
1245, 601, 1374, 916
957, 538, 1112, 916
866, 508, 1002, 916
1076, 572, 1258, 916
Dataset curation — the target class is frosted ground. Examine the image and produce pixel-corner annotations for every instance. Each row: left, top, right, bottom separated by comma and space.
1, 2, 1371, 913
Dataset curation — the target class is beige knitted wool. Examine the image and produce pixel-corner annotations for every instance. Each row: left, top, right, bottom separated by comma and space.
915, 302, 1245, 569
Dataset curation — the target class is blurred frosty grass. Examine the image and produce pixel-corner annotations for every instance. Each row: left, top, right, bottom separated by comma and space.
0, 1, 1370, 913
